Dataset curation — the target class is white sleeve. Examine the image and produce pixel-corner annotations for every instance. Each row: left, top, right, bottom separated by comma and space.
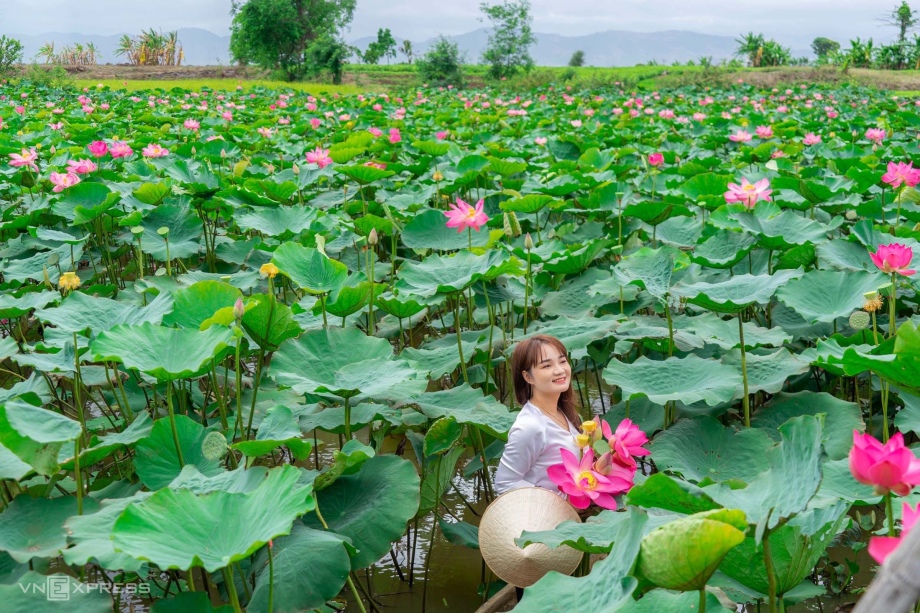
494, 416, 544, 494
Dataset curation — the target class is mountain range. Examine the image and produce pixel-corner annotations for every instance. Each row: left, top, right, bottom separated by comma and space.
6, 27, 812, 67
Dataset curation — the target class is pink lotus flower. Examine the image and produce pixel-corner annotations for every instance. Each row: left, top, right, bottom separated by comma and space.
67, 159, 97, 174
48, 122, 64, 131
444, 197, 489, 233
87, 141, 108, 158
184, 118, 200, 131
869, 503, 920, 564
849, 431, 920, 495
755, 125, 773, 138
389, 128, 402, 144
49, 171, 81, 192
534, 137, 547, 146
257, 127, 274, 138
436, 131, 448, 140
306, 147, 333, 169
866, 128, 887, 145
309, 118, 322, 129
547, 448, 630, 510
601, 418, 651, 466
142, 143, 169, 158
9, 148, 39, 171
882, 161, 920, 189
109, 142, 133, 159
869, 243, 916, 276
803, 132, 821, 145
571, 119, 583, 128
729, 129, 752, 142
648, 152, 664, 167
368, 127, 383, 137
724, 177, 772, 209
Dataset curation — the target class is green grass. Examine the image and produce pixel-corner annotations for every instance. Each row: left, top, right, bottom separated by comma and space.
72, 78, 367, 95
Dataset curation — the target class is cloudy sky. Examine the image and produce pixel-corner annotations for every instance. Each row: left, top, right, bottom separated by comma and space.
0, 0, 907, 46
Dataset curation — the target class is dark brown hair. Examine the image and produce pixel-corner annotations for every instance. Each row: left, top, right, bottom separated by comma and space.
511, 334, 581, 427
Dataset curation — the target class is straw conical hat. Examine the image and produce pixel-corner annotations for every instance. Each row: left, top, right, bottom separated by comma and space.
478, 487, 583, 587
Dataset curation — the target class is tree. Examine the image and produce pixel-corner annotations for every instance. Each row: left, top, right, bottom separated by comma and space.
568, 50, 585, 67
0, 35, 23, 78
734, 31, 765, 67
811, 37, 840, 58
363, 28, 397, 65
479, 0, 536, 80
400, 39, 414, 64
881, 1, 918, 45
229, 0, 356, 81
416, 36, 465, 87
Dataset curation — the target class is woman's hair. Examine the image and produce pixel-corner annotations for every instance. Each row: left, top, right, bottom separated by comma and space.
511, 334, 581, 427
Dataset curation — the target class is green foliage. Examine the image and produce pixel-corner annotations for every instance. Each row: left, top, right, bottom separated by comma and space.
0, 35, 23, 78
811, 37, 840, 58
416, 36, 465, 87
568, 49, 585, 67
734, 31, 791, 67
362, 28, 397, 65
479, 0, 536, 79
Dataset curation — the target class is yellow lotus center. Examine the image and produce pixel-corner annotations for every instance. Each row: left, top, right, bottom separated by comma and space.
577, 471, 598, 490
743, 184, 757, 192
465, 208, 477, 219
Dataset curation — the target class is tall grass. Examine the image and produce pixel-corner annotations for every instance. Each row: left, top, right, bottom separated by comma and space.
73, 78, 368, 95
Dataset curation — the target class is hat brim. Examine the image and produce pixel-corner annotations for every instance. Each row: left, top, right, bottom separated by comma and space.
478, 487, 583, 587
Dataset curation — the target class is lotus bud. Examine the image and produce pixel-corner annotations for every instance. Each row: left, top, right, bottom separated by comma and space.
292, 162, 300, 175
368, 228, 379, 246
233, 297, 245, 321
594, 451, 613, 476
849, 310, 870, 330
191, 147, 197, 155
524, 232, 534, 250
221, 149, 228, 158
50, 145, 56, 155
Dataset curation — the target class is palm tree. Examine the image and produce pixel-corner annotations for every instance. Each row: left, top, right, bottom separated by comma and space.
38, 42, 55, 64
734, 32, 765, 67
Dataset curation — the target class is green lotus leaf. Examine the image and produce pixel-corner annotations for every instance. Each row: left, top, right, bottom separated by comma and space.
271, 242, 348, 295
298, 402, 412, 434
522, 315, 622, 357
303, 455, 420, 570
627, 473, 721, 515
0, 290, 60, 319
416, 445, 464, 519
136, 204, 204, 260
616, 589, 732, 612
395, 250, 522, 297
654, 215, 704, 248
0, 442, 31, 480
160, 281, 239, 329
133, 181, 171, 205
134, 415, 224, 490
247, 522, 353, 613
611, 246, 685, 301
35, 291, 174, 335
752, 392, 863, 461
500, 194, 555, 213
167, 465, 275, 494
375, 292, 429, 319
721, 348, 811, 396
63, 492, 152, 571
817, 458, 881, 504
638, 511, 746, 591
0, 399, 81, 476
235, 205, 317, 237
702, 415, 824, 543
327, 146, 365, 164
412, 140, 449, 156
163, 160, 219, 194
514, 509, 647, 612
62, 412, 153, 470
113, 464, 315, 572
542, 240, 613, 275
440, 519, 480, 549
816, 240, 876, 272
336, 164, 395, 184
399, 383, 515, 439
517, 509, 633, 554
52, 182, 120, 224
242, 293, 302, 351
603, 355, 742, 407
679, 312, 792, 349
734, 210, 830, 250
776, 269, 885, 324
401, 208, 492, 250
401, 338, 478, 379
313, 280, 377, 318
424, 416, 463, 456
232, 405, 313, 461
150, 592, 234, 613
0, 571, 111, 612
651, 416, 773, 483
247, 179, 299, 203
488, 156, 528, 176
692, 230, 758, 268
90, 322, 234, 381
675, 269, 803, 313
678, 172, 732, 202
0, 495, 98, 563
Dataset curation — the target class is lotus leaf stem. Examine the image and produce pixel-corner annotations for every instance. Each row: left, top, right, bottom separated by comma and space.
762, 527, 778, 613
74, 437, 83, 515
738, 312, 751, 427
166, 382, 185, 467
220, 567, 242, 613
699, 588, 706, 612
886, 491, 895, 537
452, 294, 470, 384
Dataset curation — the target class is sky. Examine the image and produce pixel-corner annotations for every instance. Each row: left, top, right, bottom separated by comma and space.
0, 0, 908, 47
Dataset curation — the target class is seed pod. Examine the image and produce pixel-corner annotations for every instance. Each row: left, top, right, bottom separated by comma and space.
201, 431, 228, 461
849, 311, 870, 330
508, 211, 522, 236
503, 212, 513, 237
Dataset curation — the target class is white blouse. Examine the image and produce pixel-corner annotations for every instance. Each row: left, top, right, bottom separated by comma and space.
494, 400, 581, 495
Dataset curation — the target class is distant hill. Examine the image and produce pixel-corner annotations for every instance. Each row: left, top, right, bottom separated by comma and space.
11, 28, 232, 66
7, 27, 810, 68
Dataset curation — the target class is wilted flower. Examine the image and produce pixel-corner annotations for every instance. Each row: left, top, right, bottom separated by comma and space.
863, 291, 884, 313
58, 271, 81, 292
260, 263, 279, 279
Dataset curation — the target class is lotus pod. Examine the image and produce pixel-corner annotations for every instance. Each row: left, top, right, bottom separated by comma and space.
637, 508, 747, 591
849, 310, 870, 330
201, 431, 228, 461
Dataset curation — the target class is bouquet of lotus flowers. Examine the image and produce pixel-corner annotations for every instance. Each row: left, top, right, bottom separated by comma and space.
547, 419, 650, 510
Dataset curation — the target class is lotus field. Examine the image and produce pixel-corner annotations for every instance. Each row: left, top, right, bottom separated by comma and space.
2, 79, 920, 613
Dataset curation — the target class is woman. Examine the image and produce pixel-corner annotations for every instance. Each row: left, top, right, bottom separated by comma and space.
495, 334, 582, 495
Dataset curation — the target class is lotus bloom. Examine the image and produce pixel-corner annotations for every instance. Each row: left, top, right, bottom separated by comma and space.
49, 171, 81, 193
257, 127, 274, 139
368, 127, 383, 137
534, 137, 547, 146
803, 132, 822, 145
729, 129, 752, 142
9, 148, 39, 171
724, 177, 773, 209
87, 141, 108, 158
142, 143, 169, 158
444, 197, 489, 233
870, 243, 916, 276
849, 431, 920, 495
306, 147, 333, 169
571, 119, 583, 128
67, 159, 97, 175
184, 118, 200, 131
755, 125, 774, 138
48, 122, 64, 131
882, 161, 920, 189
109, 142, 134, 159
648, 152, 664, 167
866, 128, 886, 144
547, 448, 631, 510
309, 118, 322, 129
436, 130, 448, 140
869, 503, 920, 564
601, 418, 651, 466
389, 128, 402, 144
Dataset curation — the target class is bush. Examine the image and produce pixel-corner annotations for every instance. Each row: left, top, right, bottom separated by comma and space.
0, 35, 24, 78
416, 36, 465, 87
568, 50, 585, 67
23, 64, 73, 88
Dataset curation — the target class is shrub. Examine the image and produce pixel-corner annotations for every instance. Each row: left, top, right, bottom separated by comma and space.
416, 36, 465, 87
0, 36, 24, 78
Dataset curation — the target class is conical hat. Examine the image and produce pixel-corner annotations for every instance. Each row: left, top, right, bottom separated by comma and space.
478, 487, 583, 587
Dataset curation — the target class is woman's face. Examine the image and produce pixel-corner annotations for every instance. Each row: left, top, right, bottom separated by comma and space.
523, 345, 572, 395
